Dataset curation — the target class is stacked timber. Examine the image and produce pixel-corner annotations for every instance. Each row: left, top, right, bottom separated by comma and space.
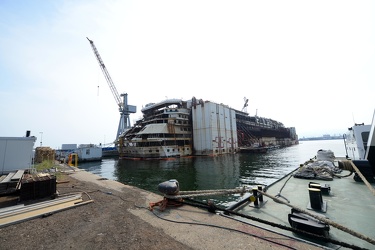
34, 147, 55, 163
0, 170, 24, 195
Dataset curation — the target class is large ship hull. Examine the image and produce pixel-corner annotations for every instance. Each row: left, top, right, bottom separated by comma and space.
117, 97, 298, 158
235, 110, 298, 150
119, 145, 192, 159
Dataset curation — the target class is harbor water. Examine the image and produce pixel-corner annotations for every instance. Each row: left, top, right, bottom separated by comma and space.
79, 139, 347, 205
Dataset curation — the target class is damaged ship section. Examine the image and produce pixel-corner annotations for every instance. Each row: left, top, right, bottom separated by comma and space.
117, 97, 298, 159
236, 110, 298, 150
118, 99, 193, 158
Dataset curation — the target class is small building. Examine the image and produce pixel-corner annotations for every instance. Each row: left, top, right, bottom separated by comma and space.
56, 144, 102, 162
75, 144, 102, 162
0, 135, 36, 174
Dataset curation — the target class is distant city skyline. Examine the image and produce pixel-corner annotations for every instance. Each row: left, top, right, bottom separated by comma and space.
299, 134, 344, 141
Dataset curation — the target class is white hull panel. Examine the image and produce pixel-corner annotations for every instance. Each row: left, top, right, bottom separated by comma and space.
119, 145, 192, 159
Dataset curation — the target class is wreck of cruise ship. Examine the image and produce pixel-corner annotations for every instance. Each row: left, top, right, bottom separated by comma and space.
116, 97, 298, 159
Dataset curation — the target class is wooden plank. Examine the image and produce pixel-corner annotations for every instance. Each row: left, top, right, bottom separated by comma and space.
11, 170, 25, 181
0, 204, 24, 212
0, 194, 83, 217
0, 196, 20, 209
0, 193, 93, 228
1, 173, 15, 183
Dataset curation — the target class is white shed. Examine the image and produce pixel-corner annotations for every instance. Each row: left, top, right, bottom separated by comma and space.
0, 136, 36, 174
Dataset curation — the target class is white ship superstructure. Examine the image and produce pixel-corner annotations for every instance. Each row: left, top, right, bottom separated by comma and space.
118, 99, 193, 158
345, 123, 371, 160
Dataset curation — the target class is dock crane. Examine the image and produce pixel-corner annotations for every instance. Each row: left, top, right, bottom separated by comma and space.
86, 37, 136, 141
242, 97, 249, 113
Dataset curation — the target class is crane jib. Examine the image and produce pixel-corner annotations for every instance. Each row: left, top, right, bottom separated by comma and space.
87, 37, 136, 140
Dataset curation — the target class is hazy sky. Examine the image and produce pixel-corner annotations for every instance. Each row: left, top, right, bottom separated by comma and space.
1, 0, 374, 149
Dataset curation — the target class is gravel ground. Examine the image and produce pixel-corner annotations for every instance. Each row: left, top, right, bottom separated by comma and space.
0, 170, 193, 250
0, 166, 322, 250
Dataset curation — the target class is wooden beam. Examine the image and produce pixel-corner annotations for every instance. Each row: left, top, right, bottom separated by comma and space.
0, 193, 93, 228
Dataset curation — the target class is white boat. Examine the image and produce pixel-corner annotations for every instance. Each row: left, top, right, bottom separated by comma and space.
224, 110, 375, 250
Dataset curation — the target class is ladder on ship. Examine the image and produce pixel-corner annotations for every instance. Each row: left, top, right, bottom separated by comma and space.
237, 123, 260, 147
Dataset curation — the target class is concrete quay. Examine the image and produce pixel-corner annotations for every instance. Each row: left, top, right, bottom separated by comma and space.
66, 168, 322, 250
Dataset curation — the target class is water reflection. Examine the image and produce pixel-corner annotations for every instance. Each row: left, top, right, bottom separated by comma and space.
114, 155, 242, 193
114, 157, 198, 193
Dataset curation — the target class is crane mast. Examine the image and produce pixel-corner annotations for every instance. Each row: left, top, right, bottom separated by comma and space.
86, 37, 136, 141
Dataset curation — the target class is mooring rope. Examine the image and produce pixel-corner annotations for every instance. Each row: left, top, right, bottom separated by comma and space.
257, 189, 375, 246
178, 187, 246, 194
347, 160, 375, 196
164, 188, 246, 199
160, 158, 375, 245
332, 170, 353, 178
182, 198, 369, 250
